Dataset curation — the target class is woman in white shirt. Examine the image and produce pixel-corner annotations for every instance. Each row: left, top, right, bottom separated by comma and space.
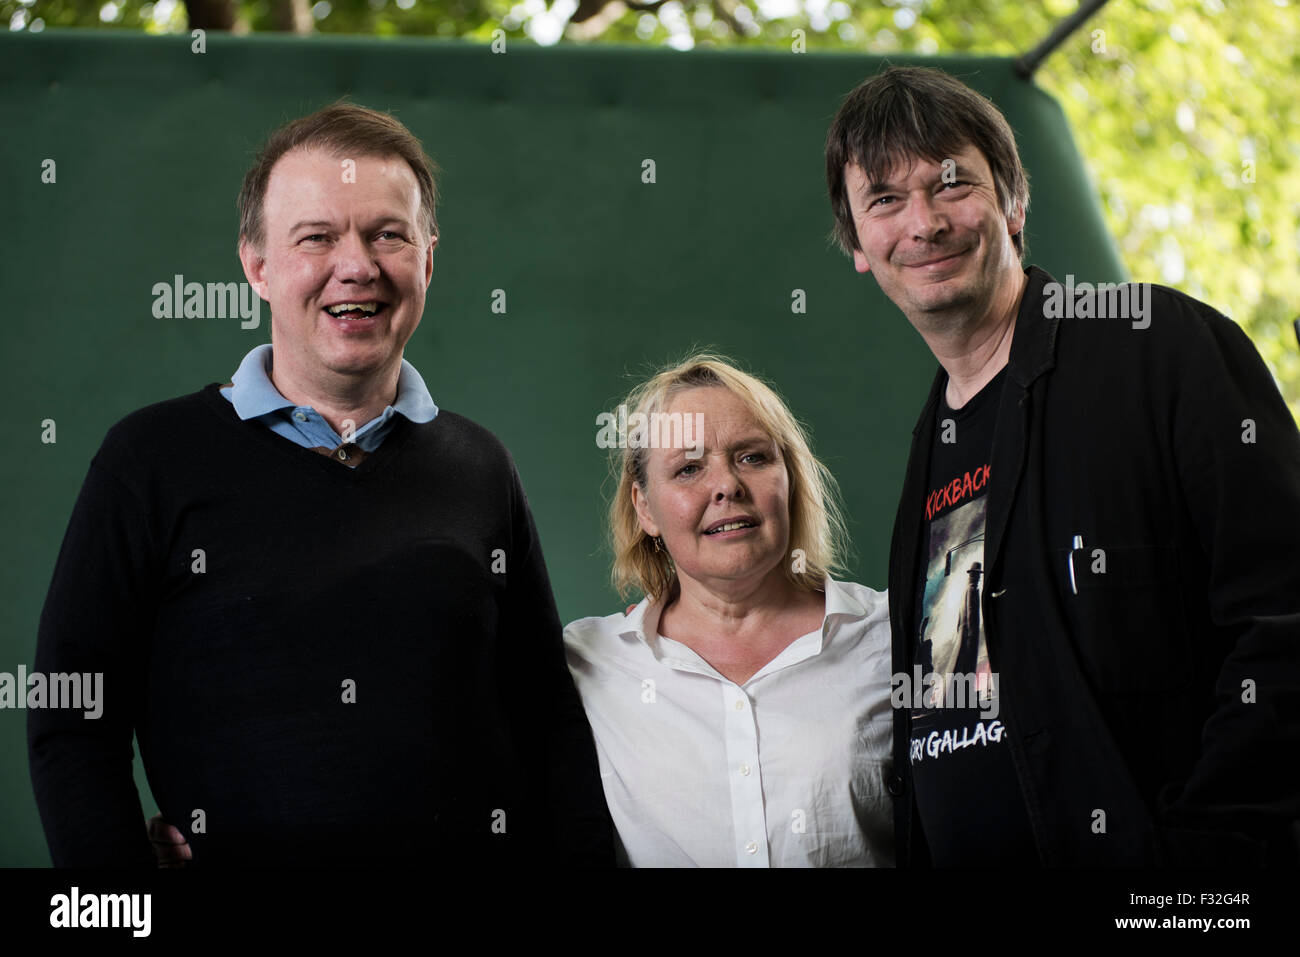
565, 354, 894, 867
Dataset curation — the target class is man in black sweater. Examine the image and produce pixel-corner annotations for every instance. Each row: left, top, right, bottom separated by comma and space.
29, 104, 614, 867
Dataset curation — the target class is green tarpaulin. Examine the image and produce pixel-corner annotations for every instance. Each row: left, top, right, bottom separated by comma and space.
0, 30, 1124, 864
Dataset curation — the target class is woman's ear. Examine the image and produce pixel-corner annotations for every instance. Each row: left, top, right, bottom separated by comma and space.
631, 482, 659, 539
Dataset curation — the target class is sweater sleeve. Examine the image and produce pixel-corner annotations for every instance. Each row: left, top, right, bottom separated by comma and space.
498, 459, 616, 867
1157, 303, 1300, 865
28, 448, 157, 868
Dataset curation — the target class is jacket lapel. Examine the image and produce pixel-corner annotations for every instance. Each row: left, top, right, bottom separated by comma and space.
984, 266, 1060, 583
890, 370, 944, 644
887, 365, 944, 865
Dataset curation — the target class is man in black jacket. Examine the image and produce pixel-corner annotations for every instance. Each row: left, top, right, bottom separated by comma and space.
826, 66, 1300, 866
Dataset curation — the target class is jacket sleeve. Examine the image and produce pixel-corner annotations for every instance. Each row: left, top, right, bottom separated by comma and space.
28, 447, 157, 868
498, 459, 616, 867
1157, 303, 1300, 865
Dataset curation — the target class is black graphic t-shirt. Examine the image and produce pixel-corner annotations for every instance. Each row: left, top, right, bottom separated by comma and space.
909, 368, 1039, 865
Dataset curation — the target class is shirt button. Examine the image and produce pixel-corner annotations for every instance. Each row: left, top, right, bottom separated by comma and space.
745, 841, 757, 855
739, 764, 750, 776
733, 700, 744, 710
294, 411, 307, 422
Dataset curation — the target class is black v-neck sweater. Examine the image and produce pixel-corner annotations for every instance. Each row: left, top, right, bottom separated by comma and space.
30, 384, 613, 866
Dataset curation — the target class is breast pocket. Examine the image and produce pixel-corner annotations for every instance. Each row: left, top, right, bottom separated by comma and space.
1057, 544, 1193, 693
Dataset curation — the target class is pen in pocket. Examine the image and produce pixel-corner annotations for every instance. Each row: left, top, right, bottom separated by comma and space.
1068, 534, 1083, 594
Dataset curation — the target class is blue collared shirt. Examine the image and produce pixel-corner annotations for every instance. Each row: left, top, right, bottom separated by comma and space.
220, 344, 438, 456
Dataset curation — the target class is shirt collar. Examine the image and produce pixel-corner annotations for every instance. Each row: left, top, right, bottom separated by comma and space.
226, 343, 438, 423
618, 576, 868, 646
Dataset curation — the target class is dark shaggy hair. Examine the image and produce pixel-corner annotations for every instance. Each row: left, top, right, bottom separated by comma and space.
825, 66, 1030, 258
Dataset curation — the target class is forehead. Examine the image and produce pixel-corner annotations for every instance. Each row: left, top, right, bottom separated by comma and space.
662, 386, 772, 440
848, 141, 993, 188
263, 148, 420, 217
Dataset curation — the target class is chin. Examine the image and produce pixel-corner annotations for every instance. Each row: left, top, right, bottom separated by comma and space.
913, 286, 977, 315
326, 354, 387, 376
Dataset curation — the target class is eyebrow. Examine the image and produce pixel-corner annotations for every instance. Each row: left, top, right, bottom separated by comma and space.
727, 432, 775, 451
287, 217, 414, 234
861, 164, 979, 196
661, 432, 774, 459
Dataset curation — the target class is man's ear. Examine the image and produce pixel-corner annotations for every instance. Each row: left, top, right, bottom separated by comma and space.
1007, 201, 1026, 239
423, 234, 438, 287
631, 482, 659, 539
238, 240, 270, 302
853, 248, 872, 274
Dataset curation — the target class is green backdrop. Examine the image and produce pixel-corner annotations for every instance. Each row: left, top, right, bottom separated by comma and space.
0, 30, 1125, 865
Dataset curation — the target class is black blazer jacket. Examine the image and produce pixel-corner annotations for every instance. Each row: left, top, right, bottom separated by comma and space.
887, 266, 1300, 866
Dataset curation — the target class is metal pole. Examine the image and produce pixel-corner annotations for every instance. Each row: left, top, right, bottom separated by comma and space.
1014, 0, 1114, 79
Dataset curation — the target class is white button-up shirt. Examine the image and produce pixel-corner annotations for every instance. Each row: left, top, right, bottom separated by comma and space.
563, 578, 894, 867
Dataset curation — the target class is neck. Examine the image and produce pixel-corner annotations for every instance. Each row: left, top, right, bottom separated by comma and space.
665, 564, 807, 634
269, 352, 402, 438
919, 268, 1027, 410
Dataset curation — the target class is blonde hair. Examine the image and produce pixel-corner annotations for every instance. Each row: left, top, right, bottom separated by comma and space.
608, 353, 849, 602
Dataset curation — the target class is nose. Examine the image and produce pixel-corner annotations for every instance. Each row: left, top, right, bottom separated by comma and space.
904, 191, 948, 244
712, 462, 747, 503
332, 231, 380, 284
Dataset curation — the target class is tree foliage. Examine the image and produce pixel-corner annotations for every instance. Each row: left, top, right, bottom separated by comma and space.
6, 0, 1297, 417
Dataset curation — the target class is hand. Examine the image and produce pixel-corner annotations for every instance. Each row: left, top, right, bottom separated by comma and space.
147, 814, 192, 868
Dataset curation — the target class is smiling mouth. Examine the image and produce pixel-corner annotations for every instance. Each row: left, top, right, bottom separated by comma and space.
906, 250, 967, 268
323, 301, 389, 321
703, 519, 759, 535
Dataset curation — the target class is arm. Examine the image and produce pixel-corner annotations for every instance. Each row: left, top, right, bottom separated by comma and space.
498, 459, 616, 867
28, 450, 158, 867
1157, 302, 1300, 864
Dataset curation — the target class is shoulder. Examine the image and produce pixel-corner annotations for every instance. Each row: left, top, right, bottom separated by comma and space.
563, 607, 637, 657
1141, 282, 1244, 348
94, 385, 227, 471
1051, 280, 1274, 395
1143, 281, 1226, 320
824, 579, 892, 657
1050, 276, 1239, 354
418, 408, 507, 449
1142, 285, 1272, 369
1029, 274, 1268, 401
827, 578, 889, 620
563, 601, 658, 677
409, 409, 517, 471
105, 384, 224, 435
